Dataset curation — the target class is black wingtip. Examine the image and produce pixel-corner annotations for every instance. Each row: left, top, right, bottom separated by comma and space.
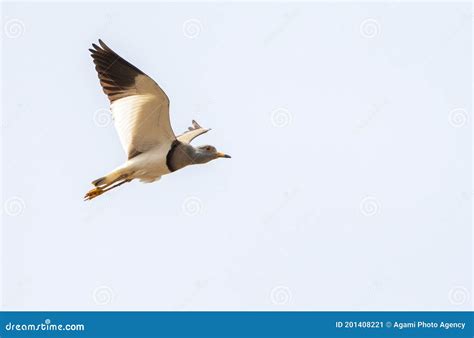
191, 120, 202, 129
98, 39, 111, 51
91, 39, 107, 52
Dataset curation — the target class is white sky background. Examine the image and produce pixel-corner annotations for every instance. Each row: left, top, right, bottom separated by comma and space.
1, 2, 472, 310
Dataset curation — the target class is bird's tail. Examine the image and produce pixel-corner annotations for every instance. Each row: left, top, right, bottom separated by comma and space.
92, 168, 127, 187
91, 176, 107, 187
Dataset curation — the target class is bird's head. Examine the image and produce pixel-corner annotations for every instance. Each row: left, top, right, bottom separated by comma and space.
194, 145, 231, 164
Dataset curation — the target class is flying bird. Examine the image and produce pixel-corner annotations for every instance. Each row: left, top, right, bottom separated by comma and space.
84, 40, 230, 200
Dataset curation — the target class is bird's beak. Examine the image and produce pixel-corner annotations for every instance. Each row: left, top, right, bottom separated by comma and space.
217, 152, 231, 158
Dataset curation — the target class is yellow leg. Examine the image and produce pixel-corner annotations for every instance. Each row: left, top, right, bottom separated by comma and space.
84, 186, 106, 201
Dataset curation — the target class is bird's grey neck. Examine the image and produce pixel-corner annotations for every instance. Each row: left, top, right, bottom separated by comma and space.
166, 141, 200, 172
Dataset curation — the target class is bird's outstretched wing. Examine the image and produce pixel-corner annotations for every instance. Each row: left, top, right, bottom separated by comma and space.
176, 120, 210, 144
90, 39, 175, 159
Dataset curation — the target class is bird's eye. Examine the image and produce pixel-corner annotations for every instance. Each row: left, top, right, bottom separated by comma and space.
206, 147, 211, 151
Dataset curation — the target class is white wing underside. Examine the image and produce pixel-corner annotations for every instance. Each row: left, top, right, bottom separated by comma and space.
110, 74, 175, 158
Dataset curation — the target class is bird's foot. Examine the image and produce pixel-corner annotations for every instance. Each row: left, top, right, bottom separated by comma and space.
84, 187, 104, 201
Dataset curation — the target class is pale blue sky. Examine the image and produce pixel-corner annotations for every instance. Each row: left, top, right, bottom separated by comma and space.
1, 1, 472, 310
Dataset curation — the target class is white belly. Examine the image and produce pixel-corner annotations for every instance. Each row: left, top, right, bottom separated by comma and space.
124, 144, 172, 183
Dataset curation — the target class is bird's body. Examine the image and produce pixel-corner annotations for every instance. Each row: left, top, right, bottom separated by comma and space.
129, 143, 171, 182
84, 40, 230, 200
102, 143, 171, 185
